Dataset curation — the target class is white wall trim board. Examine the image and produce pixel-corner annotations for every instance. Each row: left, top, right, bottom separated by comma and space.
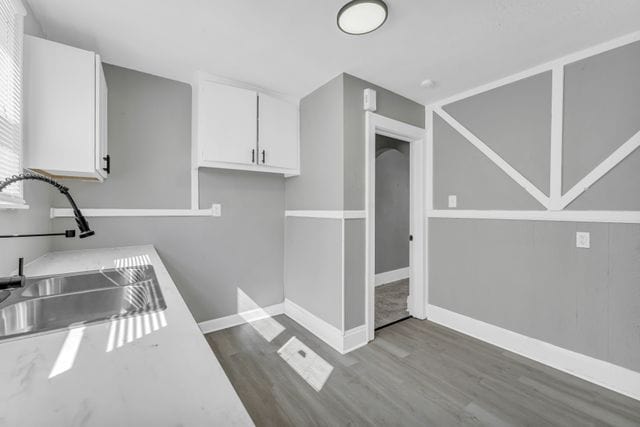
560, 130, 640, 209
283, 299, 365, 354
50, 205, 220, 218
284, 210, 366, 219
434, 107, 551, 209
340, 218, 345, 334
549, 65, 564, 210
375, 267, 410, 286
198, 302, 285, 334
427, 210, 640, 224
427, 305, 640, 401
429, 31, 640, 108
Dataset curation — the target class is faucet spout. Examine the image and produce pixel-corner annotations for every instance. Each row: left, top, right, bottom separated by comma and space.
0, 172, 95, 239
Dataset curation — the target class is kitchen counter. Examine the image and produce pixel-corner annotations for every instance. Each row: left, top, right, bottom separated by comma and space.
0, 245, 253, 426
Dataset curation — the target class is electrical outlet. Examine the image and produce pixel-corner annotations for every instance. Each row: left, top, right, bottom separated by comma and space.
576, 231, 590, 249
448, 195, 457, 208
212, 204, 222, 217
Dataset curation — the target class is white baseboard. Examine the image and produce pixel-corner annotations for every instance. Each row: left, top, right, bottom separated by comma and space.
375, 267, 410, 286
284, 299, 367, 354
427, 304, 640, 401
198, 302, 284, 334
342, 325, 368, 353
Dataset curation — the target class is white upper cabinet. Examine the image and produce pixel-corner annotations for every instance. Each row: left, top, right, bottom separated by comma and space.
24, 36, 108, 181
198, 81, 257, 166
195, 75, 299, 175
258, 93, 298, 170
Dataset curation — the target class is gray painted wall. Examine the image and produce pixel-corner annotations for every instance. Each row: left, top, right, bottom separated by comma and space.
341, 74, 424, 329
283, 73, 423, 331
342, 73, 424, 211
0, 182, 52, 274
375, 135, 409, 274
443, 72, 552, 196
0, 13, 51, 275
430, 219, 640, 372
563, 40, 640, 210
52, 65, 285, 323
430, 41, 640, 372
285, 75, 343, 211
284, 217, 342, 329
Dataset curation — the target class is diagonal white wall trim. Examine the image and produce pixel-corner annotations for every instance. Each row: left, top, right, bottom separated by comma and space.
427, 209, 640, 224
430, 31, 640, 109
549, 66, 564, 210
434, 107, 551, 209
428, 305, 640, 401
285, 210, 366, 219
560, 130, 640, 209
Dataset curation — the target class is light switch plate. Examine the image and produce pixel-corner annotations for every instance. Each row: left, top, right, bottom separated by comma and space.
576, 231, 590, 248
212, 204, 222, 217
448, 195, 457, 208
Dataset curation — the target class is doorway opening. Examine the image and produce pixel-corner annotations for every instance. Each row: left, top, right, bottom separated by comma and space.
365, 112, 426, 341
374, 135, 411, 330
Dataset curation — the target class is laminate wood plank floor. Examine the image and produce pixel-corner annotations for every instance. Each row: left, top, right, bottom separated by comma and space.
205, 315, 640, 426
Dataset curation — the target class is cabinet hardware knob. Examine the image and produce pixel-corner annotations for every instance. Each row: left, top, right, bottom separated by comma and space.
261, 150, 266, 164
103, 155, 111, 174
251, 149, 255, 163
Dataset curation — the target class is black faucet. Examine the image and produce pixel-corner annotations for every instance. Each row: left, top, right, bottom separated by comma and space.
0, 257, 25, 290
0, 172, 95, 239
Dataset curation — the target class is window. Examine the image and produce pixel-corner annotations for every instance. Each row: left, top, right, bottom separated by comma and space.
0, 0, 24, 206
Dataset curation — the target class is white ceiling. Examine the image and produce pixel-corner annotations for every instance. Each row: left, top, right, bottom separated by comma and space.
26, 0, 640, 105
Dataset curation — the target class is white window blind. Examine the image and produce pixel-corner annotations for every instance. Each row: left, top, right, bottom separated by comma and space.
0, 0, 24, 205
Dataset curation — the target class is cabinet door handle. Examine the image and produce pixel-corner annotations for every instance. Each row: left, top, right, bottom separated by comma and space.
261, 150, 266, 164
251, 149, 255, 163
103, 155, 111, 174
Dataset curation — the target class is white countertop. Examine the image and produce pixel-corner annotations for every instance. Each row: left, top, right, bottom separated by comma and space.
0, 245, 253, 427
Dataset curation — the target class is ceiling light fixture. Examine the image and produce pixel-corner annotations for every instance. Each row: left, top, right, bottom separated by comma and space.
337, 0, 388, 35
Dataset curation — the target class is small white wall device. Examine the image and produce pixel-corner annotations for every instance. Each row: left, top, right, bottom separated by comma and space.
364, 88, 377, 112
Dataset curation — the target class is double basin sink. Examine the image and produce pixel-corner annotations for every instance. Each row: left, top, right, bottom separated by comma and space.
0, 266, 166, 341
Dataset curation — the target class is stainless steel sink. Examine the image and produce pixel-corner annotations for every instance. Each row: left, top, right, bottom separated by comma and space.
0, 266, 166, 341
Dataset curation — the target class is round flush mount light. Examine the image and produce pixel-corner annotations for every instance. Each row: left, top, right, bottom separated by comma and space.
337, 0, 388, 35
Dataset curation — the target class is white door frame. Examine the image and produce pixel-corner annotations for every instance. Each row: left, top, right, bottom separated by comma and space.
365, 112, 427, 341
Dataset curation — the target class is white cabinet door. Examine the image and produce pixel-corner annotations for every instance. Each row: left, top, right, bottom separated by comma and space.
198, 81, 257, 166
258, 93, 298, 170
24, 36, 98, 178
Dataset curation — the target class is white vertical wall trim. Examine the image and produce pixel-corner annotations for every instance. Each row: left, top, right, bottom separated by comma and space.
549, 66, 564, 210
424, 108, 434, 317
560, 130, 640, 209
434, 107, 551, 209
365, 112, 427, 340
340, 218, 345, 334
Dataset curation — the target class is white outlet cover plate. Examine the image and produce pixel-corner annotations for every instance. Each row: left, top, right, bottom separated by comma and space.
576, 231, 590, 248
212, 204, 222, 217
448, 195, 457, 208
